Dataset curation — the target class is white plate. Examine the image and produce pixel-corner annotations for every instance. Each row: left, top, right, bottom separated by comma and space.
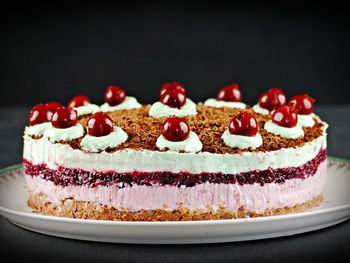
1, 157, 350, 244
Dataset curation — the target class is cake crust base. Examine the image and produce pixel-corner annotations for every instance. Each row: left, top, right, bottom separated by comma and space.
28, 192, 323, 221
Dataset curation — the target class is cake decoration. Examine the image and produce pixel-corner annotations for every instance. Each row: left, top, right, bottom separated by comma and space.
104, 85, 126, 106
264, 105, 304, 139
44, 107, 84, 142
253, 87, 286, 115
45, 102, 64, 120
80, 112, 128, 152
26, 104, 53, 136
29, 104, 50, 126
67, 95, 101, 117
149, 82, 197, 118
26, 122, 52, 136
100, 85, 142, 112
68, 95, 91, 108
222, 111, 262, 149
204, 83, 246, 109
156, 116, 202, 152
23, 83, 328, 221
160, 81, 186, 108
288, 94, 316, 127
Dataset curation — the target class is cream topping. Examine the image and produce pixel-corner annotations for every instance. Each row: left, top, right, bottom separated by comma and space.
221, 130, 263, 149
264, 120, 304, 139
252, 104, 269, 115
156, 131, 203, 153
203, 98, 246, 109
100, 96, 142, 112
149, 98, 197, 118
44, 124, 84, 142
26, 122, 52, 136
80, 127, 128, 152
74, 104, 100, 116
298, 113, 315, 127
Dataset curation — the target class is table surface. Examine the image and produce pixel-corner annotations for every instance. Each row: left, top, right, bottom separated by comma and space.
0, 106, 349, 262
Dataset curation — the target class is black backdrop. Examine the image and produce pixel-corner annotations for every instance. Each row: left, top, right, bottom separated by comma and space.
1, 3, 350, 108
1, 4, 350, 262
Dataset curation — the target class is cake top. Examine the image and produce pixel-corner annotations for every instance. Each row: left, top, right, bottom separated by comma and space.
25, 82, 326, 154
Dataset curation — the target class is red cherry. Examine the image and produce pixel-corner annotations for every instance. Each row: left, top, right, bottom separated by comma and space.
104, 85, 126, 106
51, 107, 78, 128
258, 87, 286, 111
160, 82, 186, 96
68, 95, 91, 108
29, 104, 49, 126
87, 112, 114, 137
162, 116, 190, 142
229, 111, 259, 136
288, 94, 315, 115
216, 83, 242, 102
45, 102, 64, 121
160, 88, 186, 109
272, 106, 298, 128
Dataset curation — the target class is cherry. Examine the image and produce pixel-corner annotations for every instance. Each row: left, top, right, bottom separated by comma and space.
51, 107, 78, 128
29, 104, 49, 126
160, 88, 186, 108
272, 106, 298, 128
68, 95, 91, 108
288, 94, 315, 115
45, 102, 63, 121
229, 111, 259, 136
216, 83, 242, 102
160, 82, 186, 96
87, 112, 114, 137
104, 85, 126, 106
46, 102, 63, 112
162, 116, 190, 142
258, 87, 286, 111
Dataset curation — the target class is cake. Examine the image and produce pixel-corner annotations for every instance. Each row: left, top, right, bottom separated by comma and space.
23, 83, 328, 221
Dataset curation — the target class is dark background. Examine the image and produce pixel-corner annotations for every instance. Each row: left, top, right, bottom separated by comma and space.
1, 3, 350, 107
1, 3, 350, 262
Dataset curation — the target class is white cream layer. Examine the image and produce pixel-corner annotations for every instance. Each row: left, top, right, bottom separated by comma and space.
80, 127, 128, 152
156, 132, 203, 153
203, 98, 246, 109
298, 114, 315, 127
74, 104, 100, 116
26, 122, 52, 136
26, 160, 327, 213
43, 124, 84, 142
23, 128, 327, 174
100, 96, 142, 112
264, 120, 304, 139
252, 104, 270, 115
149, 98, 197, 118
221, 130, 263, 150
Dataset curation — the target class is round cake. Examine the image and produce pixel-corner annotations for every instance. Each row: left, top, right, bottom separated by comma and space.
23, 83, 328, 221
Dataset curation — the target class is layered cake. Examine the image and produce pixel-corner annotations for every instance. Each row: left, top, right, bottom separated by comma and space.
23, 83, 328, 221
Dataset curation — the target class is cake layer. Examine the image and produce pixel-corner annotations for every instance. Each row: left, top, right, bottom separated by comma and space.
23, 148, 326, 187
26, 159, 327, 213
23, 132, 327, 174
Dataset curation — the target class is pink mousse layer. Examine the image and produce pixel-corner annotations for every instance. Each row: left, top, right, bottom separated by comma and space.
26, 160, 327, 213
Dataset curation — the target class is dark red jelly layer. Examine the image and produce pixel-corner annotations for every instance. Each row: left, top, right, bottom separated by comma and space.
23, 149, 326, 188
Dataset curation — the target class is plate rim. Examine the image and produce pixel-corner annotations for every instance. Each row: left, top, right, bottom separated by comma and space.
1, 155, 349, 226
